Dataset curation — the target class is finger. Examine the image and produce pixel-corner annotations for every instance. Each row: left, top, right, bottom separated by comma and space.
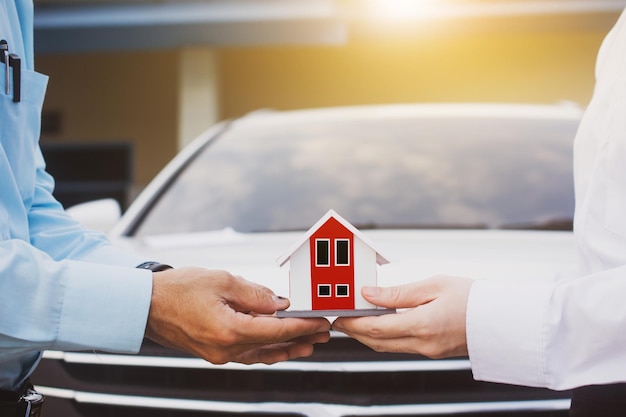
236, 329, 331, 347
260, 331, 331, 363
292, 330, 332, 345
226, 276, 290, 314
211, 329, 330, 365
235, 341, 316, 365
231, 313, 331, 345
334, 309, 418, 340
343, 333, 426, 356
340, 326, 465, 359
333, 313, 431, 355
361, 279, 440, 309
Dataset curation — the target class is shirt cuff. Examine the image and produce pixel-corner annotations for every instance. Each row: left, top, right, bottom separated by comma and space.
466, 278, 552, 388
75, 243, 150, 268
54, 260, 153, 354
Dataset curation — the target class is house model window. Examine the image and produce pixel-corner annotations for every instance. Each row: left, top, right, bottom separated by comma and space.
318, 284, 332, 297
336, 284, 350, 297
335, 239, 350, 266
315, 239, 330, 266
276, 209, 395, 318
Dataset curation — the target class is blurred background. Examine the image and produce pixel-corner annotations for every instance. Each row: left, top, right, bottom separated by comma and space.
32, 0, 626, 208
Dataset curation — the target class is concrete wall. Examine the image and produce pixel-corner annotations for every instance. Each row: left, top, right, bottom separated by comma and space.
37, 51, 179, 189
34, 13, 617, 195
219, 31, 605, 119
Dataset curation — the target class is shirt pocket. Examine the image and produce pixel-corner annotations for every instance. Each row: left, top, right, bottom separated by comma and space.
0, 68, 49, 203
0, 67, 49, 137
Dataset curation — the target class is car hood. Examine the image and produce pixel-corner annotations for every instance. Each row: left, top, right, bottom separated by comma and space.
113, 229, 578, 297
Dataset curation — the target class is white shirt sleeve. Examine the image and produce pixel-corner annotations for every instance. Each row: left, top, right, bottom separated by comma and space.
468, 269, 626, 390
467, 6, 626, 391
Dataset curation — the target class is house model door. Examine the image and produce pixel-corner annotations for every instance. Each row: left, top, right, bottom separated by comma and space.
309, 216, 355, 311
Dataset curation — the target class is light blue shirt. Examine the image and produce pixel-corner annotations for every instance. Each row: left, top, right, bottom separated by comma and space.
1, 0, 153, 390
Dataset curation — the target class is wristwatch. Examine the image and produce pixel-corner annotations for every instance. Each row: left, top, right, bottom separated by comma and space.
136, 261, 174, 272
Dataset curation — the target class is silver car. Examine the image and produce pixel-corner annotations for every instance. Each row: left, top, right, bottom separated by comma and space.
35, 102, 581, 417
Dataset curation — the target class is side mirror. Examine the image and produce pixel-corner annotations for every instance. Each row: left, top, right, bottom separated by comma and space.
65, 198, 122, 233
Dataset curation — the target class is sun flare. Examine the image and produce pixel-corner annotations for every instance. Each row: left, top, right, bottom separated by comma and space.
364, 0, 444, 20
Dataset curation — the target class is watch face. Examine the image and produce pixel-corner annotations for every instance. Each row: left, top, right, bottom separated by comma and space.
137, 262, 173, 272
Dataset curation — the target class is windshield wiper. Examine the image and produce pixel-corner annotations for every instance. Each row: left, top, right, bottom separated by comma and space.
352, 223, 490, 230
500, 218, 573, 231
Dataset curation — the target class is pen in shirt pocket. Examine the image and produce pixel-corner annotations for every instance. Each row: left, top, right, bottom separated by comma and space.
1, 40, 8, 95
0, 40, 21, 103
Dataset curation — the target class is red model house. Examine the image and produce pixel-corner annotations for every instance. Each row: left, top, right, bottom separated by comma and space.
276, 210, 393, 317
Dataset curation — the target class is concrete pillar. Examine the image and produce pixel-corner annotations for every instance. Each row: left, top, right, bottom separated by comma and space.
177, 48, 220, 150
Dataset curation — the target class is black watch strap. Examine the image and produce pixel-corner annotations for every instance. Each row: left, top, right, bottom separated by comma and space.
136, 261, 174, 272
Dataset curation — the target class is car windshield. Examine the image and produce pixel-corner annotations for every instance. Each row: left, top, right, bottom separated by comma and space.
132, 110, 577, 236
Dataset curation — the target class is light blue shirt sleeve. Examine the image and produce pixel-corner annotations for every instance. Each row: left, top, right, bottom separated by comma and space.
1, 0, 154, 390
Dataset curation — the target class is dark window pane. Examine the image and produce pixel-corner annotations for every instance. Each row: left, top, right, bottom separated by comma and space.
336, 240, 349, 265
318, 284, 331, 297
336, 284, 349, 297
316, 240, 330, 266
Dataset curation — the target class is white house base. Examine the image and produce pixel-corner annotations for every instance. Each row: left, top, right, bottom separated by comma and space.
277, 308, 396, 318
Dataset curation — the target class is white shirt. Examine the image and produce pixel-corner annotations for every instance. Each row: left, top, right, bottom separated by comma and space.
467, 7, 626, 391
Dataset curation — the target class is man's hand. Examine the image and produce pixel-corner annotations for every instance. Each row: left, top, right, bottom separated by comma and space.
145, 267, 331, 365
332, 276, 473, 359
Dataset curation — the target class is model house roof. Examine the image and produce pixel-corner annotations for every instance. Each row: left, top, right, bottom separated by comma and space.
276, 209, 390, 267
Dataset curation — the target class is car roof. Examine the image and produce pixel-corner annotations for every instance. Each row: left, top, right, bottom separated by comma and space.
235, 102, 584, 129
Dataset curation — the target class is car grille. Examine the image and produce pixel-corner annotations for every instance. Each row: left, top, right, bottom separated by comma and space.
31, 333, 570, 417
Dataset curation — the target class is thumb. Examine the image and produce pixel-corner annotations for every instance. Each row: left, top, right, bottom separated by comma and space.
361, 280, 437, 309
229, 278, 290, 314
